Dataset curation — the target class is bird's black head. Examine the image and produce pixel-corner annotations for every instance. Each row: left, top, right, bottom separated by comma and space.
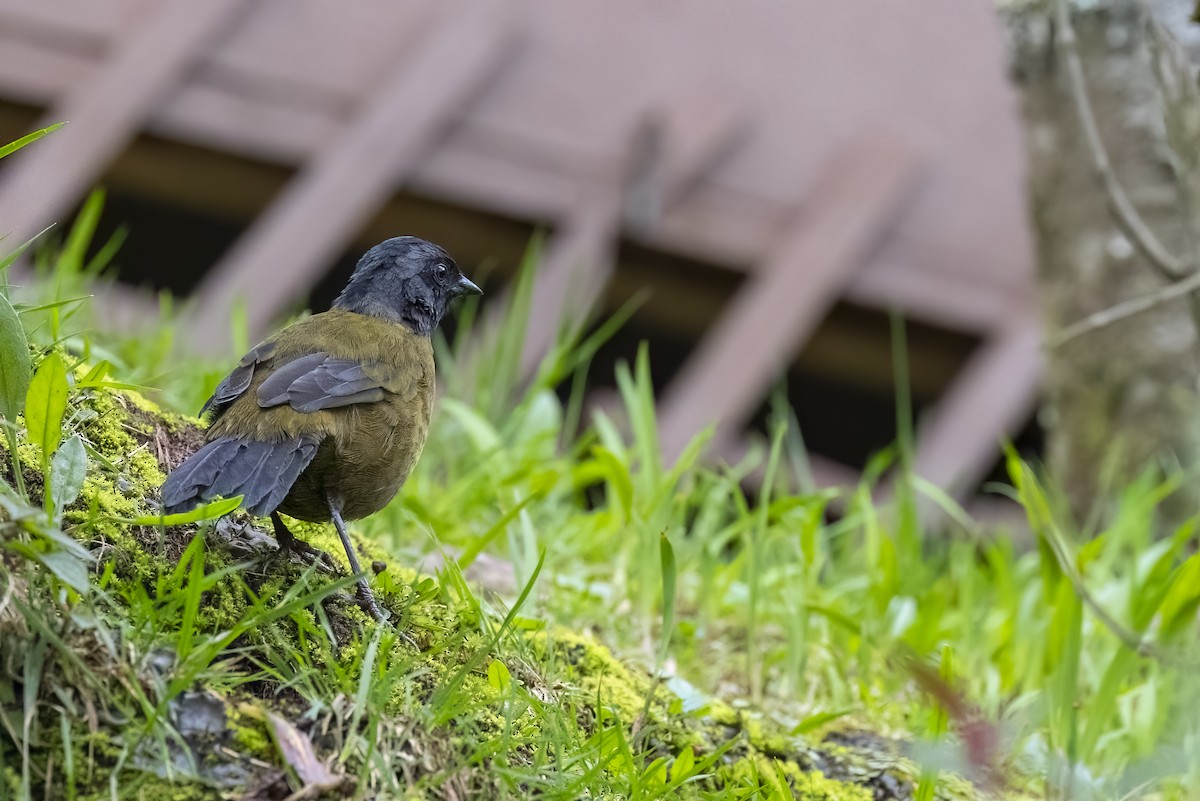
332, 236, 481, 335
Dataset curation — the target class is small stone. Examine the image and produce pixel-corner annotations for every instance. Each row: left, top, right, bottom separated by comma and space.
371, 560, 387, 575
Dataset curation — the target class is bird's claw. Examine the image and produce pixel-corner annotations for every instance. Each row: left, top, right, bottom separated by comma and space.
355, 582, 394, 624
282, 538, 339, 574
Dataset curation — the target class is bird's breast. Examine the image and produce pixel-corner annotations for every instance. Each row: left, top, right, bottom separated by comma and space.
325, 384, 433, 520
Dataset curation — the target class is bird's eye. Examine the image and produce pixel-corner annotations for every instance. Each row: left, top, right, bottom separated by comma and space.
434, 263, 448, 280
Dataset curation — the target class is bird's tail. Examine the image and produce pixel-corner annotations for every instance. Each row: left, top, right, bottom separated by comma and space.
159, 435, 320, 517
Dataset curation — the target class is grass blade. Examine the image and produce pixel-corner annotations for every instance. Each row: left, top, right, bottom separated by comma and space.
127, 495, 243, 526
0, 123, 64, 161
657, 532, 677, 670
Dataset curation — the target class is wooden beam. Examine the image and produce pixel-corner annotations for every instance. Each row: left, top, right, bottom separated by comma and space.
185, 4, 514, 350
517, 94, 743, 378
0, 0, 249, 257
518, 190, 622, 378
912, 309, 1042, 498
657, 136, 924, 462
0, 42, 1030, 331
622, 93, 745, 233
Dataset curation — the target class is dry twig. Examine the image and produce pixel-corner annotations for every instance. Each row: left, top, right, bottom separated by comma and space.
1047, 0, 1200, 346
1053, 0, 1189, 280
1046, 264, 1200, 347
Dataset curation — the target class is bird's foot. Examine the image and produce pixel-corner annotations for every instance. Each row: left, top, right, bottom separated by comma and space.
285, 538, 340, 573
271, 511, 338, 573
355, 580, 391, 624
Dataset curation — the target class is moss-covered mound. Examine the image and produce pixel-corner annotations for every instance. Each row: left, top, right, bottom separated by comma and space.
0, 379, 990, 800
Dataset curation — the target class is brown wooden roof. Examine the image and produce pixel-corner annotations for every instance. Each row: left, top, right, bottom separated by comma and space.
0, 0, 1040, 502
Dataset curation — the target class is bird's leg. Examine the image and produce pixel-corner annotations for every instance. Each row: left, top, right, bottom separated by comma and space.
328, 499, 389, 623
271, 511, 337, 572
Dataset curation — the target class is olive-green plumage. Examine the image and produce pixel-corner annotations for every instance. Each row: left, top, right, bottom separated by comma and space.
160, 236, 480, 621
206, 309, 435, 522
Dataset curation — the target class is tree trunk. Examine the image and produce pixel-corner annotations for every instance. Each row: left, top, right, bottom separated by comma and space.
1009, 0, 1200, 519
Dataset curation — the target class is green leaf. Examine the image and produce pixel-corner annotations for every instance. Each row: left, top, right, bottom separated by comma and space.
0, 292, 30, 421
439, 398, 502, 452
128, 495, 243, 526
0, 225, 55, 276
658, 532, 677, 669
487, 659, 512, 693
57, 189, 104, 278
791, 709, 854, 736
25, 352, 69, 468
1159, 552, 1200, 638
37, 548, 91, 595
641, 756, 668, 787
14, 295, 92, 316
0, 123, 65, 161
0, 480, 38, 520
79, 360, 111, 385
672, 746, 695, 782
49, 434, 88, 515
39, 521, 91, 561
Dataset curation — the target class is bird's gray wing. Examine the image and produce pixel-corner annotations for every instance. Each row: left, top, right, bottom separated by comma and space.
256, 353, 386, 414
199, 340, 278, 420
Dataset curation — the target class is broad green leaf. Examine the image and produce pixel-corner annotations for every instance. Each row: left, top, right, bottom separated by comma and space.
25, 352, 69, 467
39, 520, 91, 561
49, 434, 88, 515
0, 292, 30, 421
641, 756, 668, 787
672, 746, 695, 781
37, 548, 90, 595
0, 123, 65, 161
129, 495, 243, 526
0, 480, 37, 521
487, 659, 512, 693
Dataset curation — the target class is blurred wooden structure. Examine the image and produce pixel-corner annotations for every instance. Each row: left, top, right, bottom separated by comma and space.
0, 0, 1038, 502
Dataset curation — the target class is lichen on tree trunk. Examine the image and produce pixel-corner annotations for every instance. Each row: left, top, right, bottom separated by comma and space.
1009, 0, 1200, 518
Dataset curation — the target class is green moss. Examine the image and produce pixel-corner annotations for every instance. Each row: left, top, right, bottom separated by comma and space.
228, 704, 275, 761
721, 753, 874, 801
77, 775, 222, 801
531, 629, 670, 724
3, 372, 1002, 800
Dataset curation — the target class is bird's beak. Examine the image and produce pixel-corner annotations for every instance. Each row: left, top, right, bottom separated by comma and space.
453, 275, 483, 297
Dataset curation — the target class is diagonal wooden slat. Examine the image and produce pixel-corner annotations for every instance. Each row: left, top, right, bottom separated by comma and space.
517, 186, 622, 379
0, 0, 250, 257
657, 135, 924, 462
186, 4, 515, 351
912, 309, 1042, 499
0, 40, 1028, 332
516, 94, 744, 378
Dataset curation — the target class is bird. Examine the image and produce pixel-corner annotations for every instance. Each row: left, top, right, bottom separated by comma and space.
160, 236, 481, 621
